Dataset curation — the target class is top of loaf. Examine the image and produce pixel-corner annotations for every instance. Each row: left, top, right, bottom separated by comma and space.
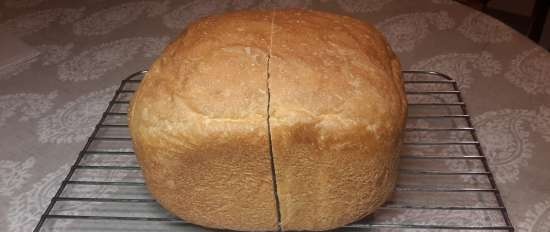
129, 8, 406, 153
268, 10, 406, 141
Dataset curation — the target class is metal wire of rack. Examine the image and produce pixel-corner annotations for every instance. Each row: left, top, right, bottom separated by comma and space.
33, 70, 514, 231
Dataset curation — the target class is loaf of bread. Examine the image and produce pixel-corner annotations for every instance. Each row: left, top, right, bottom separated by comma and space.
129, 9, 407, 231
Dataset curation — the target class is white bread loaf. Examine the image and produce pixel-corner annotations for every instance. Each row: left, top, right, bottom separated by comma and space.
129, 9, 407, 231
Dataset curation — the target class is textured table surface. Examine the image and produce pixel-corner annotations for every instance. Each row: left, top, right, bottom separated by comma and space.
0, 0, 549, 231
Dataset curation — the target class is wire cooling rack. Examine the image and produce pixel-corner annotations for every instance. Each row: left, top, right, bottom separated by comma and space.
33, 70, 514, 232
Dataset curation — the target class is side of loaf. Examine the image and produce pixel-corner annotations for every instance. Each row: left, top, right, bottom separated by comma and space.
269, 10, 407, 231
128, 11, 279, 231
129, 9, 407, 231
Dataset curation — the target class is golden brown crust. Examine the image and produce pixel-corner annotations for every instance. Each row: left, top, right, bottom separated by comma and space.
129, 11, 278, 231
269, 10, 407, 231
129, 9, 406, 232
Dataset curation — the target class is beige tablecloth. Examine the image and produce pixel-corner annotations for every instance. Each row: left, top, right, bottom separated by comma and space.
0, 0, 549, 231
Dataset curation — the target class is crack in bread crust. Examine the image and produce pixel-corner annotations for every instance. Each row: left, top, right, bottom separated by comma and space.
265, 7, 283, 232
